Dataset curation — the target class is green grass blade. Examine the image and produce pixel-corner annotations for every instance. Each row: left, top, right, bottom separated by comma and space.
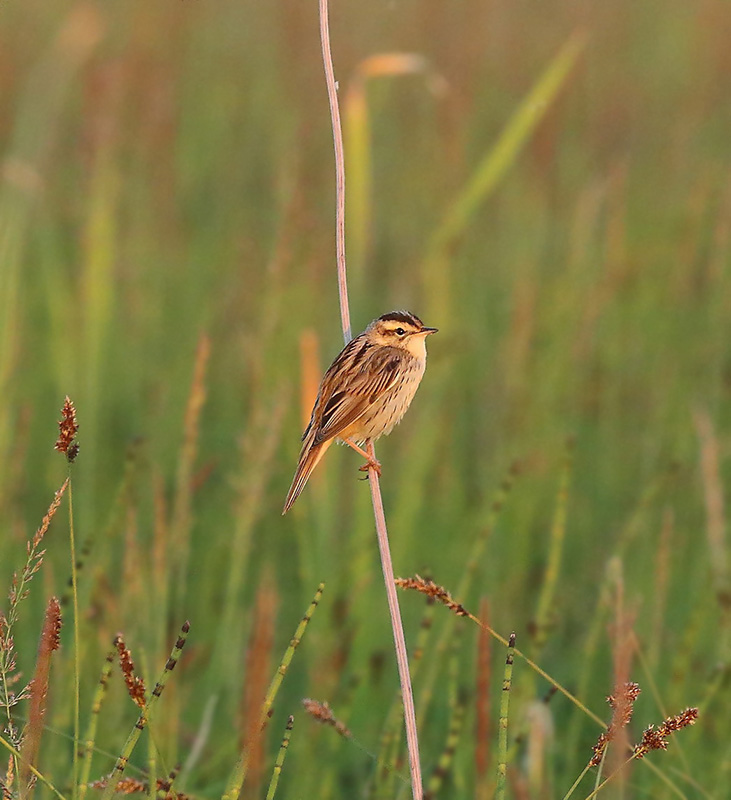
423, 31, 586, 321
427, 32, 586, 257
532, 440, 574, 656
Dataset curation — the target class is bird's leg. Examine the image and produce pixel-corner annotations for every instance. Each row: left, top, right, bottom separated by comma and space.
363, 440, 382, 476
341, 437, 382, 476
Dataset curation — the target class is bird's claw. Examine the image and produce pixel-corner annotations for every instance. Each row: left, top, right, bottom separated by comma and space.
359, 458, 382, 477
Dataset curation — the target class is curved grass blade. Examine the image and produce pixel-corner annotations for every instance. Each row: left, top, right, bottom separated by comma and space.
424, 31, 586, 321
428, 31, 585, 255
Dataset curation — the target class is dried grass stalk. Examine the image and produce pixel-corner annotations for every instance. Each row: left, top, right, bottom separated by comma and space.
239, 576, 277, 796
19, 597, 62, 794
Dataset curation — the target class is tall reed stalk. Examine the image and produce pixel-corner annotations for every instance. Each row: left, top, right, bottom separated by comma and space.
318, 2, 423, 797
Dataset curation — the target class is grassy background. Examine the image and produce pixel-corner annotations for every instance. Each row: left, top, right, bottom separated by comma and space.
1, 1, 730, 797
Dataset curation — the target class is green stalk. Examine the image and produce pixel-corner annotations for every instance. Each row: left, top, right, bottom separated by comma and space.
68, 479, 81, 800
0, 733, 67, 800
99, 622, 190, 800
264, 716, 295, 800
495, 633, 516, 800
222, 583, 324, 800
533, 441, 574, 655
78, 650, 115, 800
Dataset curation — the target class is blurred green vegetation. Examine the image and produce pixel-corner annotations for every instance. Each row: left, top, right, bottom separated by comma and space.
1, 1, 730, 798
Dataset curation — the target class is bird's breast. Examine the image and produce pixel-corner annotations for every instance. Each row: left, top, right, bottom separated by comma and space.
350, 357, 426, 441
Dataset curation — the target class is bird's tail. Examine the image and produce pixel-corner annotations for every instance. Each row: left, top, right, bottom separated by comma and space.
282, 439, 331, 514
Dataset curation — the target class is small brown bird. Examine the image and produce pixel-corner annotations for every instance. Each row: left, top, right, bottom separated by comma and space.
282, 311, 437, 514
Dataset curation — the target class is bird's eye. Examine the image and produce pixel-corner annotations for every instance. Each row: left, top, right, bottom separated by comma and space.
395, 327, 406, 336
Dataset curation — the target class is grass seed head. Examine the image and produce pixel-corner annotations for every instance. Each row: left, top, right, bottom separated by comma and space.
395, 575, 471, 617
55, 396, 79, 461
89, 775, 189, 800
633, 708, 699, 759
589, 682, 641, 767
114, 634, 147, 709
302, 698, 351, 738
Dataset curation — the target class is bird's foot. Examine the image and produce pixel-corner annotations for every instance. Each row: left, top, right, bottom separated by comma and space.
359, 458, 382, 477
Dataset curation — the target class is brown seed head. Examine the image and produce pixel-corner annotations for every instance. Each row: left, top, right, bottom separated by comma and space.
55, 396, 79, 461
395, 574, 471, 618
89, 776, 189, 800
633, 708, 699, 759
589, 682, 641, 767
302, 698, 351, 738
114, 634, 147, 709
44, 597, 62, 653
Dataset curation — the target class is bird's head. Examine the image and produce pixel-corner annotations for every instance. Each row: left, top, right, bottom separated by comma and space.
366, 311, 438, 357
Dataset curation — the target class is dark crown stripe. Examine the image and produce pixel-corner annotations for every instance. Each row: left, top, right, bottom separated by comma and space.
378, 311, 423, 327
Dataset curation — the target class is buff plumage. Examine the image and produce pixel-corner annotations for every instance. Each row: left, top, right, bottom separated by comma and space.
283, 311, 437, 514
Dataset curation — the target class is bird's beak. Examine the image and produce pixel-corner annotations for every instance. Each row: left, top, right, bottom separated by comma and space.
420, 327, 438, 335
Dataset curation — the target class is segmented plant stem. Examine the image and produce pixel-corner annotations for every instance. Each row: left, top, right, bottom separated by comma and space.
495, 632, 516, 800
265, 715, 294, 800
222, 584, 324, 800
78, 649, 115, 800
99, 622, 190, 800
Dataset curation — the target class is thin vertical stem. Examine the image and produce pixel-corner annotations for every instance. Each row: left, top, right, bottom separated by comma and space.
68, 479, 81, 800
78, 649, 115, 800
495, 632, 516, 800
319, 0, 351, 345
265, 715, 295, 800
318, 2, 422, 797
367, 443, 423, 798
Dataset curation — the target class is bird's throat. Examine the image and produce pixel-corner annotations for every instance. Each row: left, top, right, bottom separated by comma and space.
405, 334, 428, 361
